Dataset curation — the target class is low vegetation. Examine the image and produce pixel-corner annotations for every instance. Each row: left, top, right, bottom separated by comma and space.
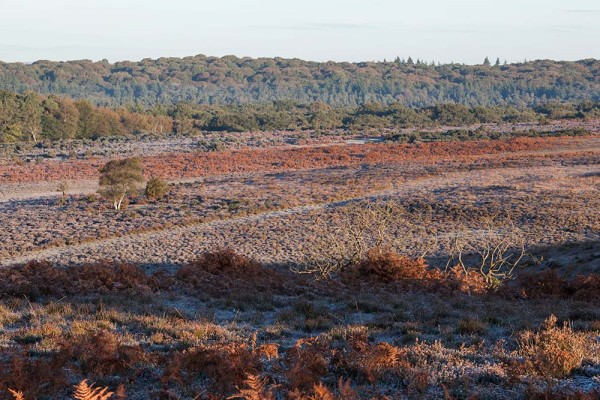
0, 249, 599, 398
144, 176, 169, 201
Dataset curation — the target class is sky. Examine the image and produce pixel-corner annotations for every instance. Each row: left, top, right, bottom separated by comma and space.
0, 0, 599, 64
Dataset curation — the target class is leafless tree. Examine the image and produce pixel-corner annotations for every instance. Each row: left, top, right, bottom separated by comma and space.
446, 215, 540, 288
293, 200, 437, 279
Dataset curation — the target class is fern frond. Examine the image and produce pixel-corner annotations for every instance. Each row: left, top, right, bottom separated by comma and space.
73, 380, 114, 400
311, 383, 335, 400
8, 389, 25, 400
227, 373, 274, 400
115, 384, 127, 399
337, 378, 357, 400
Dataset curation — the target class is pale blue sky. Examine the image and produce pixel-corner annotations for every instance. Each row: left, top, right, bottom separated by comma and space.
1, 0, 598, 63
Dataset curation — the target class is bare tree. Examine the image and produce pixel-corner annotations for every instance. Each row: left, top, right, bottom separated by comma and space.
293, 200, 437, 279
447, 215, 540, 288
292, 205, 371, 279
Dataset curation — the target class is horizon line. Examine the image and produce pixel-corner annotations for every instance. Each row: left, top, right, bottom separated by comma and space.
1, 53, 599, 66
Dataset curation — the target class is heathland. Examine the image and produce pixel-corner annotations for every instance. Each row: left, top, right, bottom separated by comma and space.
0, 56, 598, 399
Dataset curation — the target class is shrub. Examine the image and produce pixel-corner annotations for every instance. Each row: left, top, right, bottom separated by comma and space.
445, 264, 488, 295
144, 176, 169, 200
518, 315, 591, 379
65, 330, 145, 378
448, 217, 537, 289
175, 249, 265, 283
343, 333, 407, 383
163, 343, 260, 394
345, 249, 428, 283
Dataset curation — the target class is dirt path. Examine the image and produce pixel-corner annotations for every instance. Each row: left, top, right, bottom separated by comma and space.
0, 180, 98, 202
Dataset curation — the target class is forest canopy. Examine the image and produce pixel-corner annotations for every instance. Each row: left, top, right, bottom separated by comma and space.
0, 56, 598, 108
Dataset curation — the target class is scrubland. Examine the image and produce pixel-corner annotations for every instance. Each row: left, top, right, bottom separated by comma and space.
0, 128, 598, 399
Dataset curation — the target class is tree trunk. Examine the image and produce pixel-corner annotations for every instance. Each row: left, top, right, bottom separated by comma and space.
114, 191, 127, 211
29, 127, 39, 143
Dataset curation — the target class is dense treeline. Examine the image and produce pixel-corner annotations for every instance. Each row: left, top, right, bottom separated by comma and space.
0, 56, 599, 107
1, 88, 600, 143
0, 90, 172, 142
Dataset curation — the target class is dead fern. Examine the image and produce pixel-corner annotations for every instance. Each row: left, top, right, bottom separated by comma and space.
290, 379, 357, 400
336, 378, 358, 400
228, 374, 275, 400
518, 315, 591, 379
8, 389, 25, 400
345, 333, 407, 383
73, 380, 114, 400
285, 338, 330, 390
115, 384, 127, 399
311, 383, 335, 400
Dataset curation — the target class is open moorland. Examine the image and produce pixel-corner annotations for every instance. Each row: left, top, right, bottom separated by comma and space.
0, 124, 599, 399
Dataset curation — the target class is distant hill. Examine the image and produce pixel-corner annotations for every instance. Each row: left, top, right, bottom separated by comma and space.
0, 56, 598, 107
